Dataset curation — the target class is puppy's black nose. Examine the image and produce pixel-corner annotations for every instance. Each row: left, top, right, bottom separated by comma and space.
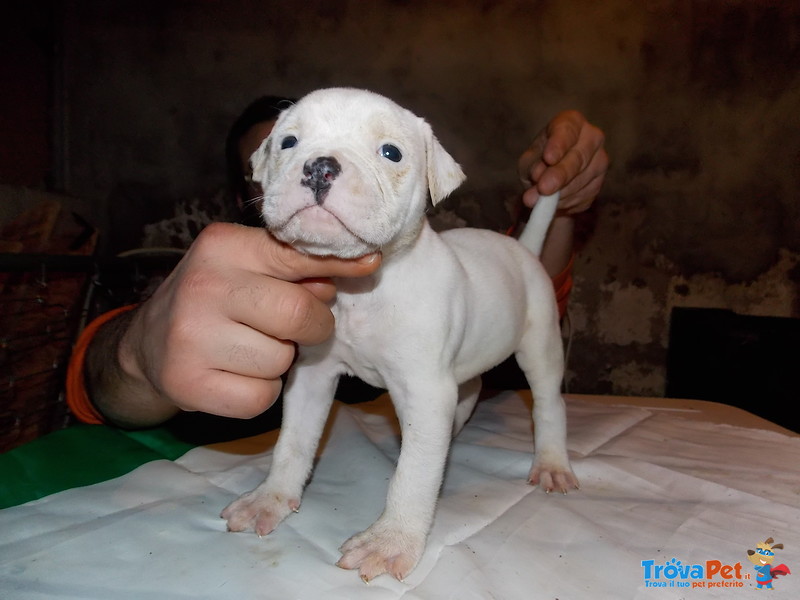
301, 156, 341, 203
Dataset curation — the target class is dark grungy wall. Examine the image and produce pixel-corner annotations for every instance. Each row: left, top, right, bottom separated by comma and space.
60, 0, 799, 396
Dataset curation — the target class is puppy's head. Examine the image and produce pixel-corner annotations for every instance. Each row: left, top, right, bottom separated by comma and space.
251, 88, 465, 258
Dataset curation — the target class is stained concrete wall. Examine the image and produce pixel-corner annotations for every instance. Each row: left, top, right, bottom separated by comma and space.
61, 0, 799, 396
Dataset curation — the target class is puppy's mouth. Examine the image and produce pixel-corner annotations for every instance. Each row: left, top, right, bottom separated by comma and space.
289, 204, 357, 235
274, 204, 378, 256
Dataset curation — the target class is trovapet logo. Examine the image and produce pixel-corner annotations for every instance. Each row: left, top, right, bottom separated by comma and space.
641, 537, 792, 591
641, 557, 747, 589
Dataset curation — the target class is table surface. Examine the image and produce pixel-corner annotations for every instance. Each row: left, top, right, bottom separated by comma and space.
572, 393, 797, 435
2, 392, 799, 599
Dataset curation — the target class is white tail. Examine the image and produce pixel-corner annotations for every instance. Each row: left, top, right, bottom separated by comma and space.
517, 192, 559, 256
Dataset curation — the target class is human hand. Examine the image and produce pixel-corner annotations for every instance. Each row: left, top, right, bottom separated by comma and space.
517, 110, 608, 215
117, 222, 381, 421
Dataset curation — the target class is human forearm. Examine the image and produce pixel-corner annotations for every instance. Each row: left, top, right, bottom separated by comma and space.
539, 214, 575, 278
84, 307, 180, 429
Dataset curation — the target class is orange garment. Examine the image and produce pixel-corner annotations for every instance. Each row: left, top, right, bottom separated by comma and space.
65, 304, 138, 425
66, 259, 575, 425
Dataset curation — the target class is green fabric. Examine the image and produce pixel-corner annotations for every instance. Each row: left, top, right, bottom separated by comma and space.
0, 424, 195, 509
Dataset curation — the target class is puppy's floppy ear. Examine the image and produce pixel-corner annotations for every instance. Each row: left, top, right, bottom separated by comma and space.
421, 119, 466, 205
250, 136, 271, 185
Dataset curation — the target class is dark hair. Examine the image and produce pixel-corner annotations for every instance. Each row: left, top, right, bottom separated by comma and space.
225, 95, 295, 226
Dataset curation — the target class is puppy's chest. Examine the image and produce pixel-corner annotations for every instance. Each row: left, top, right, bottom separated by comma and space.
331, 292, 395, 355
328, 283, 433, 375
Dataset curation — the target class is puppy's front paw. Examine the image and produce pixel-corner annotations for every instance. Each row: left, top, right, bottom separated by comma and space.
337, 521, 426, 583
528, 461, 579, 494
221, 488, 300, 536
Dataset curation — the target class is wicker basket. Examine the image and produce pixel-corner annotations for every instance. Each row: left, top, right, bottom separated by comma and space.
0, 198, 96, 452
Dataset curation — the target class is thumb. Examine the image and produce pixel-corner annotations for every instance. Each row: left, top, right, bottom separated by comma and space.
259, 231, 382, 281
522, 185, 540, 209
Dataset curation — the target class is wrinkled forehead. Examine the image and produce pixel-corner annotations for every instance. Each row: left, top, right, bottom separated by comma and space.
273, 90, 420, 146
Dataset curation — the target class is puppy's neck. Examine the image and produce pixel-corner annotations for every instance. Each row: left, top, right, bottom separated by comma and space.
333, 219, 434, 295
378, 218, 428, 261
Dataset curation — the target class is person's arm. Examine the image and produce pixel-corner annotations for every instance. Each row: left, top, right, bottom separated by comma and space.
83, 306, 179, 428
538, 215, 575, 281
517, 110, 608, 278
72, 222, 380, 429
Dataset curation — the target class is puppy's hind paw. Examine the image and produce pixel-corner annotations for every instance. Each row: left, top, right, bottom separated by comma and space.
528, 464, 579, 494
221, 489, 299, 537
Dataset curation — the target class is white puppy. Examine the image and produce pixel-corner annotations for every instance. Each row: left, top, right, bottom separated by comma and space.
221, 88, 578, 582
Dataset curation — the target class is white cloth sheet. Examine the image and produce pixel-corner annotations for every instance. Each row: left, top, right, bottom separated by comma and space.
1, 392, 799, 599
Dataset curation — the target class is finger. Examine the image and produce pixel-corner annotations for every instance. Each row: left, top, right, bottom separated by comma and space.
554, 160, 599, 207
254, 229, 381, 281
541, 111, 585, 166
221, 273, 337, 346
517, 135, 547, 185
176, 369, 284, 419
521, 185, 541, 209
525, 147, 607, 212
520, 112, 591, 192
531, 159, 548, 185
205, 322, 298, 380
537, 114, 605, 194
192, 222, 382, 283
552, 147, 609, 212
539, 131, 607, 197
300, 277, 337, 303
562, 171, 606, 215
538, 140, 594, 196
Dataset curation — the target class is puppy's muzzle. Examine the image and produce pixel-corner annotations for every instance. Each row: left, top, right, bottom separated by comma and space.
302, 156, 342, 204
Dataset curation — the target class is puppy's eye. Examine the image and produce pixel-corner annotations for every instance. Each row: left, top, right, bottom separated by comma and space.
281, 135, 298, 149
379, 144, 402, 162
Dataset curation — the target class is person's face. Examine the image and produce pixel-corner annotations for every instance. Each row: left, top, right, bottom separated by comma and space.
238, 119, 276, 207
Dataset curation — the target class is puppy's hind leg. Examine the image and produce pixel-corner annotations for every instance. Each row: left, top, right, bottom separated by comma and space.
515, 317, 578, 493
453, 376, 481, 436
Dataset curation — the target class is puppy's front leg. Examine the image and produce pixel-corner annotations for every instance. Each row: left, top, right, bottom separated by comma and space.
337, 378, 457, 582
221, 360, 339, 536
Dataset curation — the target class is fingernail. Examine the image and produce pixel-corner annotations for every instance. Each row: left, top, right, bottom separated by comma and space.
357, 253, 380, 265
